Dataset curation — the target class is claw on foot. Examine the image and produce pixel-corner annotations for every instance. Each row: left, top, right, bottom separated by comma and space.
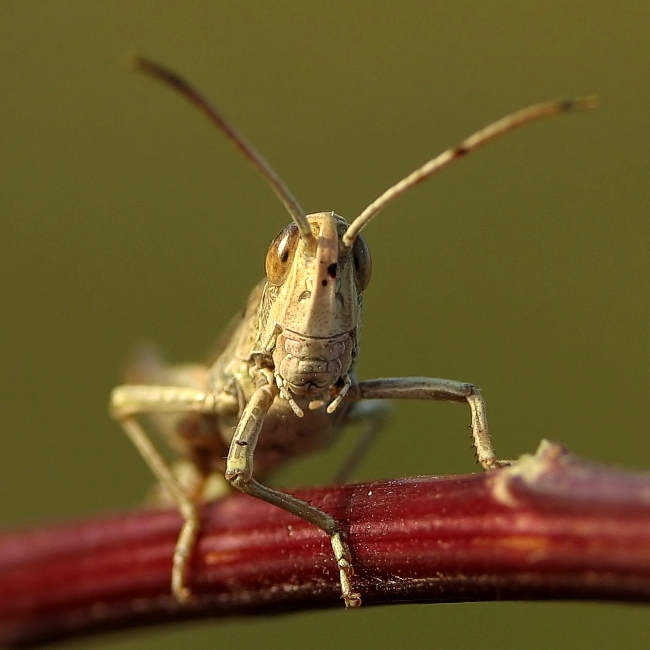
174, 586, 192, 603
344, 592, 362, 608
482, 458, 515, 470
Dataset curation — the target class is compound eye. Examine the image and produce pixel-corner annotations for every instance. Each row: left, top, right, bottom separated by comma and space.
352, 234, 372, 291
265, 223, 299, 285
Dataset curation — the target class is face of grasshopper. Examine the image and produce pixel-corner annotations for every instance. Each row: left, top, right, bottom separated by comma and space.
261, 212, 371, 414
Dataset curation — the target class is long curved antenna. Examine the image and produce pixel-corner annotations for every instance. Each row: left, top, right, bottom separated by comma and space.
129, 55, 314, 245
342, 97, 597, 247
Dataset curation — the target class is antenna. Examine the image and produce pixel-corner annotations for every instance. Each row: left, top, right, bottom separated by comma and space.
343, 97, 597, 247
129, 55, 314, 245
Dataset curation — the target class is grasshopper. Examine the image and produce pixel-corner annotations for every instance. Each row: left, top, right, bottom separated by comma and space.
110, 56, 595, 608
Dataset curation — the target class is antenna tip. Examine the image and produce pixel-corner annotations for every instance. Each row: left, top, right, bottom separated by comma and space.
123, 52, 145, 70
561, 96, 599, 112
123, 54, 185, 90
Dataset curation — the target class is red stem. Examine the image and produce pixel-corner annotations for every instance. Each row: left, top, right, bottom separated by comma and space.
2, 441, 650, 647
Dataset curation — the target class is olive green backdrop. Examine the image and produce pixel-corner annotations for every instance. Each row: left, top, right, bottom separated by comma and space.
1, 2, 649, 649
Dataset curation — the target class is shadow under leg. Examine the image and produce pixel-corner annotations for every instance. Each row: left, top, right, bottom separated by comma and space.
334, 399, 390, 484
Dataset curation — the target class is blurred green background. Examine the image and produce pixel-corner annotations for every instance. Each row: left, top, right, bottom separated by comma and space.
1, 1, 649, 648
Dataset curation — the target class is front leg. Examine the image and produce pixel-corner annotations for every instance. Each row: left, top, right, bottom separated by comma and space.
224, 383, 362, 608
356, 377, 509, 469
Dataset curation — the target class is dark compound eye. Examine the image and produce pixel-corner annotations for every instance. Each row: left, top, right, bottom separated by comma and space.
265, 223, 299, 285
352, 234, 371, 291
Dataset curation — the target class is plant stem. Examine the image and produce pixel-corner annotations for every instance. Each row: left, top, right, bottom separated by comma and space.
2, 441, 650, 647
